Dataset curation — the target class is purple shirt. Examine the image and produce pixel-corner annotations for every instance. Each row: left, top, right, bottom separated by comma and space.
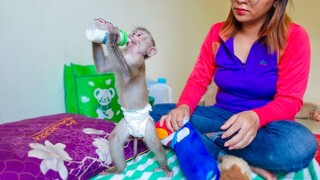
214, 37, 278, 113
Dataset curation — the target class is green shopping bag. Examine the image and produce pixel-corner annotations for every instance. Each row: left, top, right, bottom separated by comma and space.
64, 63, 123, 123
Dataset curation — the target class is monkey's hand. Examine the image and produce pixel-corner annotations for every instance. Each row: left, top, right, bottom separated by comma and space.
93, 18, 119, 46
93, 18, 109, 31
106, 23, 120, 47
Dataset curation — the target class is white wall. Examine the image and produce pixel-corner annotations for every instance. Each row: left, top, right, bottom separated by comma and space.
1, 0, 319, 124
0, 0, 228, 123
289, 0, 320, 105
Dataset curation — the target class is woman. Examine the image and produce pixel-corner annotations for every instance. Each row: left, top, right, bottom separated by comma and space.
150, 0, 317, 179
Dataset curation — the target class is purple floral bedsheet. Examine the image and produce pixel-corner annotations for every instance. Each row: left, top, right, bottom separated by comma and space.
0, 113, 148, 180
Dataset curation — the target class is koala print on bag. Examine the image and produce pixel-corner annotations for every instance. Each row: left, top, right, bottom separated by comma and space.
94, 88, 115, 119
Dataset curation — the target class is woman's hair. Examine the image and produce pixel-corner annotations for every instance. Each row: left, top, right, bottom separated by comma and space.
221, 0, 292, 53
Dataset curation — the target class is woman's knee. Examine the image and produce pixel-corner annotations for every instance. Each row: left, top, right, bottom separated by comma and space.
258, 121, 317, 173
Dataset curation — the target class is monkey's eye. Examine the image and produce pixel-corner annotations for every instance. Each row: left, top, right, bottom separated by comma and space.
137, 31, 143, 37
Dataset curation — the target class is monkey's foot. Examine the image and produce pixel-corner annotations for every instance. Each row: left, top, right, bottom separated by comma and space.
99, 170, 109, 175
99, 167, 123, 175
155, 166, 173, 177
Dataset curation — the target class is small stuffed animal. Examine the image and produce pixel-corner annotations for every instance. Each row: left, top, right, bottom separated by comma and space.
218, 155, 251, 180
295, 102, 320, 121
312, 110, 320, 121
156, 121, 220, 180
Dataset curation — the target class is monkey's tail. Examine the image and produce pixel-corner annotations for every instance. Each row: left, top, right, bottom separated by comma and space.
133, 137, 138, 161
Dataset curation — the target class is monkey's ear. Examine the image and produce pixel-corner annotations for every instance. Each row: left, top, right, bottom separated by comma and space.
147, 47, 157, 57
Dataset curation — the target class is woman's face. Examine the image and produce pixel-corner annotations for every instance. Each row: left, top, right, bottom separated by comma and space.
231, 0, 275, 26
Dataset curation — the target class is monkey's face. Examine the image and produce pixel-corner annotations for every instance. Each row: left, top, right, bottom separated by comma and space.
127, 30, 154, 56
126, 28, 156, 58
127, 30, 147, 48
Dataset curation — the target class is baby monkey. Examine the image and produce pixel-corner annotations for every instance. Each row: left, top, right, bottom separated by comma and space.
91, 18, 172, 177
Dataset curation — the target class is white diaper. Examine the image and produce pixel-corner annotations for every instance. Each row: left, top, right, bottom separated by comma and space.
121, 104, 152, 138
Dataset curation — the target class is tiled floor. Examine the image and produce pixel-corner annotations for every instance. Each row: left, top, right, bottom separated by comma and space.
296, 118, 320, 134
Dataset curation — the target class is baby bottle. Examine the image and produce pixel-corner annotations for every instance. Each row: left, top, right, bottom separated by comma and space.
86, 21, 128, 46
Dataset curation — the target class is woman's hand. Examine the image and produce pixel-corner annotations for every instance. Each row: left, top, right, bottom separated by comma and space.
221, 110, 260, 150
158, 104, 191, 132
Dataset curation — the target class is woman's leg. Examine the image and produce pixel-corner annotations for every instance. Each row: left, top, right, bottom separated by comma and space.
188, 105, 235, 157
151, 104, 234, 157
151, 104, 317, 173
150, 103, 176, 122
151, 104, 233, 133
214, 120, 318, 173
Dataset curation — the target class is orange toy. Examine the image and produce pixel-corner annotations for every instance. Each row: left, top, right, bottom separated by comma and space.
155, 122, 175, 147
